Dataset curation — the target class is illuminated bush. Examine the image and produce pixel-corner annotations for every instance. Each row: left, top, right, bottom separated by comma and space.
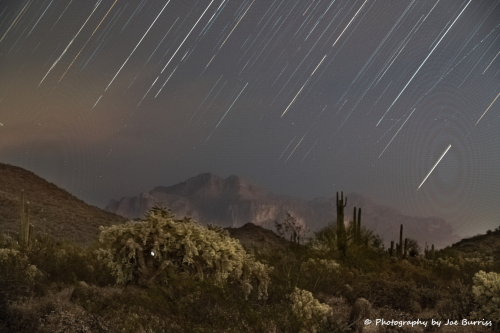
300, 258, 340, 274
289, 287, 333, 333
471, 270, 500, 321
96, 205, 273, 299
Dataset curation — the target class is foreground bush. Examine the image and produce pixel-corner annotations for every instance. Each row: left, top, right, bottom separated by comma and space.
289, 287, 333, 333
96, 205, 273, 299
471, 270, 500, 322
0, 248, 42, 316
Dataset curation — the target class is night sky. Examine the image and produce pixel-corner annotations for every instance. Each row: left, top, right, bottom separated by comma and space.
1, 0, 499, 238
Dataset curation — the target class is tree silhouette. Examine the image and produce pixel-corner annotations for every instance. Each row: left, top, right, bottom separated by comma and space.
274, 212, 309, 244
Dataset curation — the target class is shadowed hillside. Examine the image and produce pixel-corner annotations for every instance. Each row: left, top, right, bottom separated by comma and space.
0, 163, 127, 245
444, 227, 500, 260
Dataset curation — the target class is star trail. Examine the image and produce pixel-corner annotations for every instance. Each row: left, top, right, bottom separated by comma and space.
0, 0, 499, 238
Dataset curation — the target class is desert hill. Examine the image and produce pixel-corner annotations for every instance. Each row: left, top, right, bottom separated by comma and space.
106, 172, 462, 249
445, 227, 500, 260
225, 222, 291, 253
0, 163, 127, 244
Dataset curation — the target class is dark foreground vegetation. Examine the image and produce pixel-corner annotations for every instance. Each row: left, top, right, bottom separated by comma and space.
1, 204, 499, 333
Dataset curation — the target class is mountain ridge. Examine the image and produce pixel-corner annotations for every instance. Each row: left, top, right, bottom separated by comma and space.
0, 163, 127, 244
0, 164, 489, 251
106, 172, 462, 249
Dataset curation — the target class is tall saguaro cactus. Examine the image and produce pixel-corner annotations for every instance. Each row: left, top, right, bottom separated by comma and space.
404, 238, 408, 259
398, 224, 403, 258
357, 208, 361, 243
352, 207, 362, 244
19, 190, 33, 248
336, 191, 347, 255
353, 207, 357, 243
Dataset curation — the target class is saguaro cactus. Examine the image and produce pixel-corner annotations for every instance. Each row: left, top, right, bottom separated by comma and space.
19, 190, 33, 248
389, 241, 394, 257
398, 224, 403, 258
353, 207, 357, 243
404, 238, 408, 259
357, 208, 361, 243
336, 192, 347, 255
352, 207, 362, 244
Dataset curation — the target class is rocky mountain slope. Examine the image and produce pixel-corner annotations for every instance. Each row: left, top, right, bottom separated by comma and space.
106, 172, 461, 249
446, 227, 500, 260
0, 163, 127, 245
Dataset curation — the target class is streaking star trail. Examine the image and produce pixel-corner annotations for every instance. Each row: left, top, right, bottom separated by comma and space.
476, 91, 500, 125
376, 0, 472, 126
1, 0, 499, 245
417, 144, 452, 190
104, 0, 172, 92
282, 54, 326, 117
39, 0, 103, 86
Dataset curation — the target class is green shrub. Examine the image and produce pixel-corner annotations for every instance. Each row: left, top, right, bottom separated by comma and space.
436, 280, 476, 321
429, 257, 461, 281
25, 237, 114, 287
352, 272, 420, 313
299, 258, 341, 292
0, 248, 42, 311
417, 285, 442, 310
309, 223, 337, 255
0, 247, 46, 331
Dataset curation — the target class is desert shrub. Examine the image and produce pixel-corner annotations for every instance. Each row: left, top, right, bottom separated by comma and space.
429, 257, 461, 281
459, 256, 496, 285
309, 223, 337, 255
343, 243, 388, 274
436, 280, 476, 321
299, 258, 341, 292
351, 272, 420, 313
390, 259, 433, 286
96, 205, 273, 300
0, 248, 42, 321
471, 270, 500, 323
289, 287, 333, 333
348, 298, 371, 333
417, 285, 443, 310
4, 287, 109, 333
66, 277, 294, 333
406, 238, 421, 257
25, 236, 114, 287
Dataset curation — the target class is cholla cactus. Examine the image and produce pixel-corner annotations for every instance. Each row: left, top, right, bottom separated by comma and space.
471, 270, 500, 321
289, 287, 333, 333
96, 205, 273, 300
